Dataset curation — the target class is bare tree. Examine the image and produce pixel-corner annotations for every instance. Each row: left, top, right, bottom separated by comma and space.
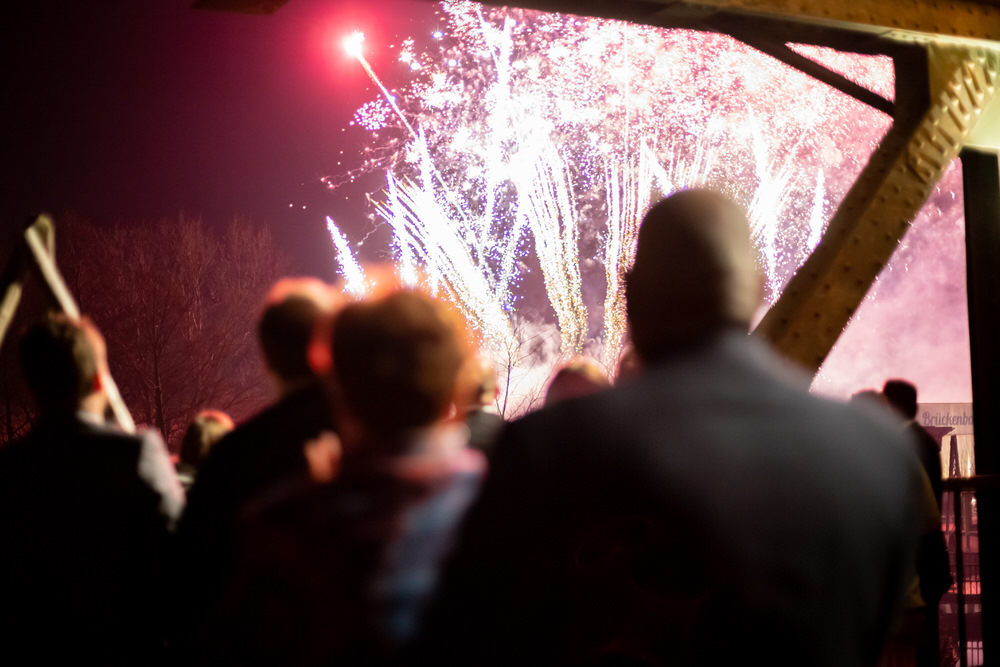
56, 215, 289, 449
0, 335, 33, 444
493, 315, 558, 419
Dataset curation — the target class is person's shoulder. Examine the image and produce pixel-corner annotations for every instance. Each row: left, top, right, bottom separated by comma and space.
491, 384, 629, 469
509, 365, 687, 440
806, 390, 909, 443
24, 415, 146, 460
73, 419, 150, 459
221, 385, 331, 449
0, 418, 154, 498
207, 419, 253, 458
183, 421, 248, 497
277, 382, 336, 432
202, 401, 284, 464
0, 432, 35, 474
227, 401, 279, 436
773, 389, 921, 504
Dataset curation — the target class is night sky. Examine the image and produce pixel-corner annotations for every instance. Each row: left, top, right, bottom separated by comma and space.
3, 0, 436, 278
1, 2, 976, 403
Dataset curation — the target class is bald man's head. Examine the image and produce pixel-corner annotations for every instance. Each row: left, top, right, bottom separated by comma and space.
625, 190, 763, 361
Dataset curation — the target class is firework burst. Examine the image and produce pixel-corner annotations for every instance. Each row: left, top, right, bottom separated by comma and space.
326, 1, 893, 414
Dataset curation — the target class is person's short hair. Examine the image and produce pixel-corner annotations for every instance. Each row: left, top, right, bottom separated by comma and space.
332, 289, 466, 436
544, 357, 611, 407
625, 189, 761, 361
883, 379, 918, 420
179, 409, 234, 469
19, 313, 101, 415
258, 279, 333, 383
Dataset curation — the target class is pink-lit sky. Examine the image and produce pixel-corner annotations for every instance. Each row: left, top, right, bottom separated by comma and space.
2, 0, 436, 278
2, 1, 974, 404
815, 162, 971, 403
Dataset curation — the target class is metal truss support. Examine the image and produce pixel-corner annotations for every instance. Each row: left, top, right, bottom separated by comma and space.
754, 44, 1000, 371
663, 0, 1000, 42
469, 1, 1000, 44
202, 0, 1000, 43
701, 17, 894, 113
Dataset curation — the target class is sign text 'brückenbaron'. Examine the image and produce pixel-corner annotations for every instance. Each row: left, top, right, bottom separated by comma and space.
921, 412, 975, 427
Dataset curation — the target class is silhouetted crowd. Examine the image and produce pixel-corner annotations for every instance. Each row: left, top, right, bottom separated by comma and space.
0, 190, 941, 666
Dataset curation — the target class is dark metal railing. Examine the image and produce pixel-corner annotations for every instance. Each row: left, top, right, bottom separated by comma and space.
939, 473, 1000, 667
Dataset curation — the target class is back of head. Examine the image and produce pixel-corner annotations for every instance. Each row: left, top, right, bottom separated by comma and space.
882, 379, 918, 420
332, 289, 467, 437
258, 279, 332, 384
19, 313, 101, 416
625, 189, 762, 361
615, 345, 642, 384
544, 357, 611, 407
179, 409, 234, 469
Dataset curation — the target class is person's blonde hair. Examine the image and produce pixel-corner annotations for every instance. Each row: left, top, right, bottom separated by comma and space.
179, 409, 234, 469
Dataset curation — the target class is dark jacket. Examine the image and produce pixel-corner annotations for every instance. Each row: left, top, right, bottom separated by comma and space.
172, 380, 335, 652
204, 425, 484, 666
0, 413, 181, 665
420, 333, 924, 667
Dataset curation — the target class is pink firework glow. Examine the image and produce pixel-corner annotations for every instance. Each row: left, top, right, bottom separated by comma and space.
324, 1, 969, 413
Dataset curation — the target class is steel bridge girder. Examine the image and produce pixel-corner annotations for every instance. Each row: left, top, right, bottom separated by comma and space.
754, 44, 1000, 371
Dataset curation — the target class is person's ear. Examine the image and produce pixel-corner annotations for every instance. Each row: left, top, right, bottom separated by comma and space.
304, 431, 342, 482
92, 370, 105, 394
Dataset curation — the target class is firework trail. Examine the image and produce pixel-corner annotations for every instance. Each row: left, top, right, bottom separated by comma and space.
326, 216, 367, 297
515, 143, 588, 354
371, 155, 514, 345
327, 1, 894, 413
345, 32, 420, 140
806, 171, 827, 252
601, 144, 668, 363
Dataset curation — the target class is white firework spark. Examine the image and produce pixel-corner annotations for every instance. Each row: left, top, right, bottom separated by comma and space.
326, 1, 893, 414
326, 216, 368, 298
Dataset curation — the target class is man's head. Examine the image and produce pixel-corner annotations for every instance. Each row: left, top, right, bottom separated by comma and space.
331, 289, 467, 438
20, 313, 108, 416
625, 189, 762, 361
883, 379, 918, 420
615, 345, 642, 384
258, 278, 335, 388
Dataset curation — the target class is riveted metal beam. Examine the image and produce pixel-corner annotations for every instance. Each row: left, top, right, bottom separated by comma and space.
470, 0, 1000, 45
704, 13, 895, 113
754, 44, 1000, 371
659, 0, 1000, 43
196, 0, 1000, 47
